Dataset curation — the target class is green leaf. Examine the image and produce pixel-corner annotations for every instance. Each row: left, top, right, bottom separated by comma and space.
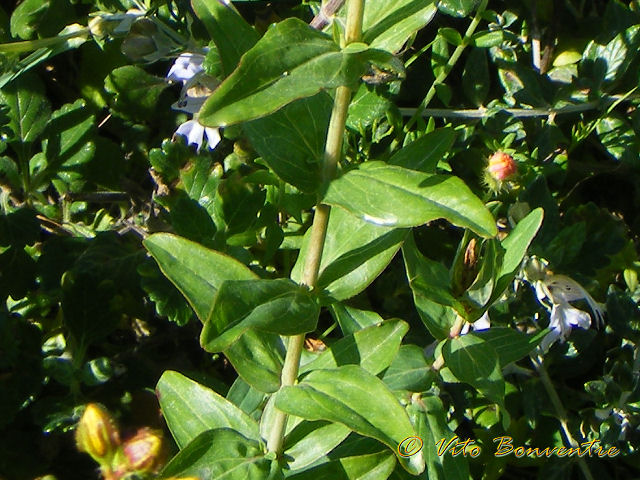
581, 25, 640, 86
143, 233, 257, 322
10, 0, 50, 39
329, 304, 384, 336
362, 0, 437, 53
159, 428, 272, 479
323, 162, 497, 237
0, 246, 36, 299
402, 234, 462, 339
198, 18, 402, 127
226, 377, 266, 418
284, 421, 352, 471
442, 335, 505, 405
104, 66, 169, 121
156, 371, 260, 449
275, 365, 425, 475
216, 172, 266, 235
596, 115, 638, 166
407, 394, 470, 480
292, 207, 408, 301
224, 331, 285, 393
191, 0, 259, 75
389, 127, 456, 173
462, 48, 489, 106
431, 34, 449, 78
347, 85, 391, 132
288, 451, 396, 480
0, 71, 51, 142
382, 345, 433, 392
200, 278, 320, 352
300, 319, 408, 375
492, 208, 543, 301
437, 0, 477, 17
179, 155, 224, 218
244, 92, 331, 193
473, 328, 546, 366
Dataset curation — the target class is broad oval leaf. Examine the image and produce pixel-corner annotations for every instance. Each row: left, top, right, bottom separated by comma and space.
473, 328, 546, 366
198, 18, 402, 127
143, 233, 257, 323
200, 278, 320, 352
323, 162, 497, 237
156, 371, 260, 449
382, 345, 434, 392
292, 206, 408, 301
581, 24, 640, 86
299, 319, 408, 375
275, 365, 425, 475
159, 428, 272, 479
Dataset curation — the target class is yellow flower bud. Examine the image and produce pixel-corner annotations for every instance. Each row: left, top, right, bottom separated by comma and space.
121, 428, 166, 473
75, 403, 120, 465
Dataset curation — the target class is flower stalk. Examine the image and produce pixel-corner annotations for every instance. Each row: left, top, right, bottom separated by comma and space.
265, 0, 365, 457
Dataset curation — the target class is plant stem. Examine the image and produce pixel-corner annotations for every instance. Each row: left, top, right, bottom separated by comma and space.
531, 352, 595, 480
266, 0, 364, 457
0, 28, 90, 54
401, 0, 488, 137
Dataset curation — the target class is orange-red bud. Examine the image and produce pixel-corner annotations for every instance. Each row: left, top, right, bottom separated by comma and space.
75, 403, 120, 465
121, 428, 166, 473
487, 151, 517, 181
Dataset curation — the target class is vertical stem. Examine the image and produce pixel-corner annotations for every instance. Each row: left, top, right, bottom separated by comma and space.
266, 0, 365, 456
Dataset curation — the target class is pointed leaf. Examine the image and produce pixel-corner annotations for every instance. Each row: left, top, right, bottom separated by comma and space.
275, 365, 425, 475
329, 304, 384, 336
143, 233, 257, 322
156, 371, 260, 449
200, 278, 319, 352
474, 328, 546, 366
300, 319, 408, 375
323, 162, 497, 237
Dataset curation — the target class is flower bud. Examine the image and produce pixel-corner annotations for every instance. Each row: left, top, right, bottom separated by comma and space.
487, 151, 517, 181
121, 428, 166, 473
75, 403, 120, 465
121, 34, 157, 61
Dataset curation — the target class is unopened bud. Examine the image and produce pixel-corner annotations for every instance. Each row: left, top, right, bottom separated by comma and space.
121, 428, 166, 473
487, 151, 517, 181
121, 34, 157, 60
75, 403, 120, 465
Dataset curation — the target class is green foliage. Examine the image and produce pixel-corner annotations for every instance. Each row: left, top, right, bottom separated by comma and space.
1, 0, 639, 478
